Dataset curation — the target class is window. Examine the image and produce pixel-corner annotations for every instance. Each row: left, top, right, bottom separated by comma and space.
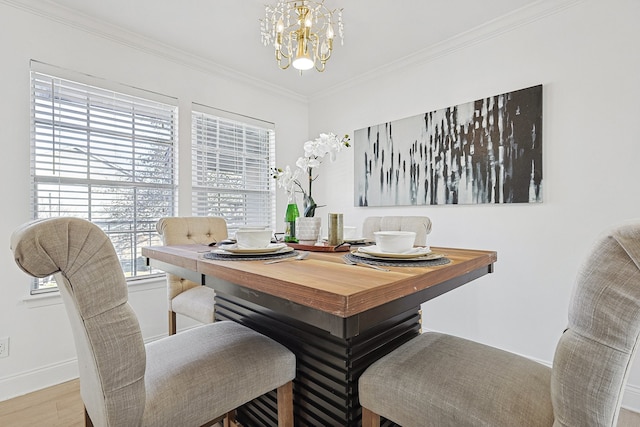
30, 67, 177, 292
192, 105, 275, 233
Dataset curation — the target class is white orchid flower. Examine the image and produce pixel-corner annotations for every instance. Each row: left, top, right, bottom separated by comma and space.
308, 158, 321, 168
275, 165, 301, 199
295, 156, 310, 171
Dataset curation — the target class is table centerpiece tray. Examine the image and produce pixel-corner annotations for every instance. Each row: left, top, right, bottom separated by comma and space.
286, 242, 351, 252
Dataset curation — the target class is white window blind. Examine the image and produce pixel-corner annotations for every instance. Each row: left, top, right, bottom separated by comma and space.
192, 106, 275, 232
30, 70, 177, 292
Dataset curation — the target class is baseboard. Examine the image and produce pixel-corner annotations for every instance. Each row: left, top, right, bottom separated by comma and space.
0, 331, 170, 402
0, 357, 79, 401
622, 383, 640, 413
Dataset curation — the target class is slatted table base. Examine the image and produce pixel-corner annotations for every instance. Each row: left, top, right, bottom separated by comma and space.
215, 293, 419, 426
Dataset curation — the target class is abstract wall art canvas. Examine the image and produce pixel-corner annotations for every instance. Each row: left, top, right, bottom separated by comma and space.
354, 84, 542, 207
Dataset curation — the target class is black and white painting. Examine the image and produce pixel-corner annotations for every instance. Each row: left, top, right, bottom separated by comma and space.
354, 84, 542, 206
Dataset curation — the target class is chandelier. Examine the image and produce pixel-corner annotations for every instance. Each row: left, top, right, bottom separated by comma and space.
260, 0, 344, 73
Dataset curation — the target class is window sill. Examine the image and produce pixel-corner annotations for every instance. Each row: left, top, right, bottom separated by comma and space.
22, 275, 166, 308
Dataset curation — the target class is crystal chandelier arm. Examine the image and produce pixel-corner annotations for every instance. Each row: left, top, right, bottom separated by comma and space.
274, 24, 295, 70
275, 48, 291, 70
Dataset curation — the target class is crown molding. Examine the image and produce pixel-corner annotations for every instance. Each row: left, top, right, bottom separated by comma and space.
0, 0, 308, 104
2, 0, 584, 105
308, 0, 585, 102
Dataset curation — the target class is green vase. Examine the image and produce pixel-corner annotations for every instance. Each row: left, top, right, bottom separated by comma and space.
284, 203, 299, 243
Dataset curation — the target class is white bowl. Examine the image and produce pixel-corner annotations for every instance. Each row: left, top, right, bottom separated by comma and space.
235, 229, 273, 248
374, 231, 417, 253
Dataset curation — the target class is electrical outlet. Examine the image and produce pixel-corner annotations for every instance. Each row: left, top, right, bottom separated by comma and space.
0, 337, 9, 358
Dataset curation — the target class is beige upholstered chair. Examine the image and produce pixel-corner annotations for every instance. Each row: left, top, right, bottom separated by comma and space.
11, 217, 295, 427
156, 216, 228, 335
360, 220, 640, 427
362, 216, 432, 246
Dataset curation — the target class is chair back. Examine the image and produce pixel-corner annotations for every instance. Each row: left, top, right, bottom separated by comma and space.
362, 216, 432, 246
11, 217, 146, 427
156, 217, 228, 303
551, 220, 640, 426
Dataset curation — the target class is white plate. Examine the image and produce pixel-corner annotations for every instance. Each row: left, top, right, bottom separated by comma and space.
344, 237, 366, 243
357, 245, 432, 259
353, 250, 445, 262
212, 246, 294, 256
215, 243, 288, 254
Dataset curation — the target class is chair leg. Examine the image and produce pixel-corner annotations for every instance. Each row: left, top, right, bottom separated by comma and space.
361, 407, 380, 427
169, 310, 177, 335
84, 407, 94, 427
277, 381, 294, 427
223, 410, 237, 427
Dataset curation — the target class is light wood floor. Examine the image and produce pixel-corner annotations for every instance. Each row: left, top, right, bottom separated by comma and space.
2, 379, 640, 426
0, 380, 83, 427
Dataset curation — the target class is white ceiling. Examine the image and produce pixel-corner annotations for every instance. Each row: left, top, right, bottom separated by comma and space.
34, 0, 540, 98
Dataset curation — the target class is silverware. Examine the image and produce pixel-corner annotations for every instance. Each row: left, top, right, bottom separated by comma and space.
333, 241, 349, 250
264, 251, 309, 264
209, 239, 236, 247
343, 257, 390, 271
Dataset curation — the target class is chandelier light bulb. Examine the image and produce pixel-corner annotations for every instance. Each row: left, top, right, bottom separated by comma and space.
292, 55, 315, 71
326, 24, 334, 39
293, 36, 314, 70
320, 40, 329, 56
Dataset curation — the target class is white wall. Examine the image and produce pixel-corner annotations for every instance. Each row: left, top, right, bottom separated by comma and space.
309, 0, 640, 409
0, 2, 308, 400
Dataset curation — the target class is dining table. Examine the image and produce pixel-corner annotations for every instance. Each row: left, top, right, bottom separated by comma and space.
142, 243, 497, 427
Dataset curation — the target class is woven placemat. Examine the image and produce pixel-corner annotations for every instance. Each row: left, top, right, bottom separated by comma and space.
203, 250, 299, 261
344, 253, 451, 268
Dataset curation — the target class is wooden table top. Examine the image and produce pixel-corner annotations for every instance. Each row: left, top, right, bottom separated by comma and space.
143, 245, 497, 318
